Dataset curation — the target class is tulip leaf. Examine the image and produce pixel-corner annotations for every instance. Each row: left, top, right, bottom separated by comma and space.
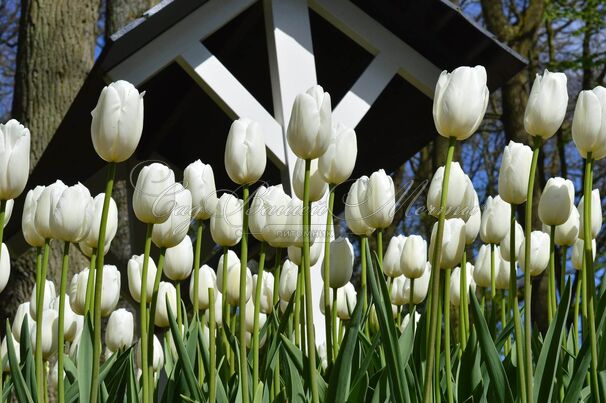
19, 316, 38, 401
5, 319, 35, 403
457, 329, 483, 403
77, 315, 94, 403
282, 347, 306, 401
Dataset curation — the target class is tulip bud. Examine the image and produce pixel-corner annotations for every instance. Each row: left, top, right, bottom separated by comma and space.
318, 123, 357, 185
69, 270, 89, 315
210, 193, 243, 247
252, 271, 274, 314
429, 218, 465, 269
51, 295, 78, 342
253, 185, 291, 247
480, 196, 510, 244
1, 333, 19, 372
496, 257, 512, 290
225, 118, 266, 184
543, 207, 579, 247
450, 263, 475, 306
249, 185, 269, 243
136, 335, 164, 372
287, 85, 332, 159
281, 198, 322, 248
524, 70, 568, 139
163, 236, 193, 281
152, 184, 192, 248
0, 119, 30, 200
382, 235, 406, 278
31, 309, 58, 360
223, 263, 252, 307
127, 254, 157, 303
293, 158, 327, 202
427, 162, 471, 219
100, 265, 121, 317
572, 86, 606, 160
572, 238, 596, 270
155, 282, 177, 327
83, 193, 118, 250
184, 160, 218, 220
91, 80, 144, 162
0, 243, 9, 294
22, 186, 46, 247
34, 180, 67, 239
404, 262, 431, 304
400, 311, 421, 333
279, 259, 298, 302
29, 279, 56, 317
68, 316, 84, 360
473, 244, 500, 288
105, 308, 134, 352
433, 66, 489, 140
12, 302, 33, 341
499, 141, 533, 204
390, 275, 409, 306
464, 196, 481, 244
500, 220, 524, 261
335, 283, 357, 320
359, 169, 395, 229
216, 249, 240, 288
325, 237, 354, 289
318, 342, 328, 371
287, 240, 321, 267
133, 163, 176, 224
538, 177, 574, 226
518, 231, 550, 276
50, 183, 93, 243
578, 189, 602, 240
345, 177, 375, 236
244, 299, 266, 333
189, 264, 216, 310
401, 235, 428, 279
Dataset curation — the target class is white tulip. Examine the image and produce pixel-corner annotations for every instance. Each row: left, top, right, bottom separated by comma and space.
279, 259, 298, 302
155, 282, 177, 327
225, 118, 266, 184
216, 249, 240, 290
287, 240, 321, 267
245, 299, 266, 333
359, 169, 395, 229
429, 218, 466, 269
223, 263, 252, 307
0, 243, 9, 293
22, 186, 46, 247
31, 309, 58, 360
578, 189, 602, 239
189, 264, 216, 310
538, 177, 574, 226
83, 193, 118, 250
132, 163, 176, 224
253, 185, 291, 247
163, 236, 193, 281
183, 160, 218, 220
318, 123, 357, 185
0, 119, 30, 200
136, 334, 164, 371
281, 197, 322, 248
382, 235, 406, 278
427, 162, 471, 219
345, 177, 375, 236
390, 275, 409, 305
12, 302, 33, 341
325, 237, 354, 289
1, 333, 19, 372
518, 231, 550, 276
450, 263, 476, 306
252, 271, 274, 314
572, 86, 606, 160
29, 279, 56, 317
473, 244, 500, 288
100, 265, 121, 316
524, 70, 569, 139
543, 207, 579, 247
498, 141, 533, 204
34, 180, 67, 239
500, 221, 524, 261
50, 183, 93, 243
249, 185, 269, 243
91, 80, 144, 162
1, 199, 13, 228
401, 235, 428, 279
572, 238, 596, 270
128, 254, 157, 303
400, 311, 421, 333
105, 308, 134, 352
69, 270, 88, 316
152, 183, 192, 248
68, 316, 84, 360
496, 257, 513, 290
293, 158, 327, 202
287, 85, 332, 159
210, 193, 243, 247
336, 283, 357, 320
318, 342, 328, 371
464, 194, 481, 244
51, 295, 78, 342
404, 262, 431, 304
480, 196, 510, 244
433, 66, 489, 140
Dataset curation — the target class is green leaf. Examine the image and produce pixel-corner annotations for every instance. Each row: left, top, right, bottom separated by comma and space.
77, 315, 94, 403
457, 329, 483, 403
6, 319, 35, 403
19, 316, 37, 402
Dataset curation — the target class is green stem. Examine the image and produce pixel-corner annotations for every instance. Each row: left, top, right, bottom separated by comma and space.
209, 288, 216, 403
423, 136, 456, 403
490, 244, 496, 299
57, 241, 70, 403
272, 249, 282, 397
323, 185, 335, 367
294, 264, 302, 347
220, 247, 232, 375
331, 288, 338, 360
435, 275, 443, 403
36, 239, 50, 402
409, 278, 416, 336
90, 162, 116, 403
462, 250, 469, 343
139, 223, 153, 403
444, 268, 453, 403
377, 229, 383, 267
573, 273, 581, 354
193, 220, 204, 313
361, 236, 369, 337
548, 225, 557, 322
84, 248, 97, 314
500, 290, 508, 355
176, 283, 183, 331
459, 252, 466, 349
239, 184, 250, 403
252, 242, 266, 389
303, 159, 319, 403
560, 246, 567, 299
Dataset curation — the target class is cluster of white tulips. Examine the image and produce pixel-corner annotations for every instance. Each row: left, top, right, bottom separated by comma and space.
0, 64, 603, 403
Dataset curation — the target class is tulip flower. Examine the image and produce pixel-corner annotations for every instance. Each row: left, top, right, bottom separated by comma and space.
401, 235, 428, 279
382, 235, 406, 278
222, 262, 252, 307
390, 276, 410, 305
69, 270, 89, 315
128, 254, 157, 303
538, 177, 574, 226
572, 86, 606, 160
429, 218, 466, 269
324, 237, 354, 289
518, 231, 550, 276
105, 308, 134, 352
0, 119, 30, 200
189, 264, 216, 310
29, 279, 56, 317
31, 309, 58, 360
578, 189, 602, 240
524, 70, 568, 139
359, 169, 395, 230
50, 183, 93, 243
572, 238, 596, 270
318, 122, 357, 185
210, 193, 243, 247
433, 66, 489, 140
22, 186, 46, 247
99, 265, 120, 317
496, 257, 512, 290
279, 259, 298, 302
345, 176, 375, 237
12, 302, 33, 341
52, 295, 78, 342
154, 282, 177, 328
82, 193, 118, 250
544, 207, 579, 247
287, 85, 332, 159
480, 196, 510, 244
293, 158, 327, 202
400, 311, 421, 333
152, 183, 192, 248
450, 263, 475, 306
184, 160, 218, 220
405, 262, 431, 305
287, 240, 321, 267
161, 236, 192, 282
252, 271, 274, 314
427, 162, 471, 219
34, 180, 67, 240
498, 141, 533, 205
1, 333, 19, 372
0, 243, 9, 293
245, 299, 266, 333
132, 163, 176, 224
474, 244, 500, 288
499, 220, 524, 261
251, 185, 291, 247
224, 118, 266, 185
136, 335, 164, 372
91, 80, 144, 163
335, 283, 357, 320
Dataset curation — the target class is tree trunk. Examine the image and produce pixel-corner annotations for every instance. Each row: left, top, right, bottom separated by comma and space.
106, 0, 158, 37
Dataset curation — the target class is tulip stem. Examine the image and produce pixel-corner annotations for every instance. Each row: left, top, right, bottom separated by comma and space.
84, 248, 97, 314
490, 244, 496, 300
331, 288, 338, 359
220, 247, 232, 374
560, 246, 567, 299
252, 242, 266, 390
500, 290, 509, 355
36, 239, 50, 402
294, 264, 302, 347
139, 223, 153, 403
323, 185, 335, 367
548, 225, 556, 322
90, 162, 116, 403
193, 220, 204, 313
0, 200, 5, 259
582, 155, 600, 402
444, 267, 453, 403
272, 249, 282, 397
409, 279, 415, 336
148, 247, 166, 365
176, 283, 183, 331
57, 241, 70, 403
459, 251, 467, 349
209, 288, 216, 403
573, 272, 581, 354
423, 136, 455, 403
239, 184, 250, 403
377, 229, 383, 267
360, 236, 369, 337
435, 276, 443, 403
